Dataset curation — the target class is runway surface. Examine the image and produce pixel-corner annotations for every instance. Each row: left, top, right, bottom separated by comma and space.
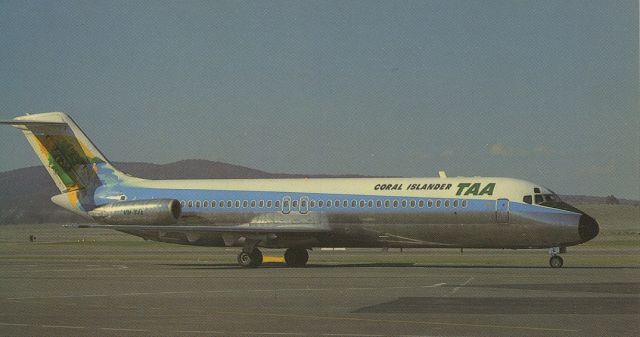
1, 255, 638, 337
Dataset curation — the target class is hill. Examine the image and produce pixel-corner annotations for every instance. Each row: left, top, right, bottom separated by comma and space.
0, 160, 364, 224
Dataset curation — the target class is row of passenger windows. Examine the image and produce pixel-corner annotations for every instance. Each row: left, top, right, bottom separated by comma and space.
179, 198, 468, 209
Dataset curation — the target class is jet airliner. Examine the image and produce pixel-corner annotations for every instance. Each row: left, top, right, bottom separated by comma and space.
1, 112, 599, 268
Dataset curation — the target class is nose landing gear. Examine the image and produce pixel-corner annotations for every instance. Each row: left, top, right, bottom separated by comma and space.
548, 247, 566, 268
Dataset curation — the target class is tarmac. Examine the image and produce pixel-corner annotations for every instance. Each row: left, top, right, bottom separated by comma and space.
1, 253, 639, 337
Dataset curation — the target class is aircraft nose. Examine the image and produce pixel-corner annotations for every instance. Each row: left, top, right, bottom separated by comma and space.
578, 214, 599, 243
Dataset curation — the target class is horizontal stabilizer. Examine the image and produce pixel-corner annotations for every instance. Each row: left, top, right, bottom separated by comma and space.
0, 120, 67, 126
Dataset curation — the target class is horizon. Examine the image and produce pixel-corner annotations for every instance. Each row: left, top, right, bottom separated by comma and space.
1, 1, 638, 199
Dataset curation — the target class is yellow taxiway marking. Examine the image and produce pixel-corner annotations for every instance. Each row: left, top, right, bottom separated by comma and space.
263, 256, 285, 263
209, 310, 579, 333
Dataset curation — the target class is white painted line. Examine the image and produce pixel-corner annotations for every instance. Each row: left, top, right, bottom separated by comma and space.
6, 283, 447, 300
242, 333, 308, 336
176, 330, 225, 334
100, 327, 147, 332
446, 277, 474, 296
322, 333, 385, 337
5, 267, 127, 273
41, 324, 86, 329
0, 322, 29, 327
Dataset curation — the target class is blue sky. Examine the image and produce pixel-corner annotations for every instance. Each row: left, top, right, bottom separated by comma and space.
1, 1, 638, 198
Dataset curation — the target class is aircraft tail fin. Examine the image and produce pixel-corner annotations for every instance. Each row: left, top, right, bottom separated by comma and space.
1, 112, 129, 193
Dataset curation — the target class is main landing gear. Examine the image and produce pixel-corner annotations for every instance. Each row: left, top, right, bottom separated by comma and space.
284, 248, 309, 268
236, 247, 309, 268
237, 248, 263, 268
548, 246, 566, 268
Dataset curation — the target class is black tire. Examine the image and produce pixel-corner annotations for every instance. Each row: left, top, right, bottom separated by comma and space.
237, 251, 254, 268
237, 249, 263, 268
250, 248, 263, 267
549, 255, 564, 268
284, 248, 309, 268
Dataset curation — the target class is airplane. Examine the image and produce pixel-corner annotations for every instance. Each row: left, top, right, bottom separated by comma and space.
1, 112, 599, 268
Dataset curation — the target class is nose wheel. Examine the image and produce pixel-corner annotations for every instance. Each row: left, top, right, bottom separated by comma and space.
549, 255, 564, 268
237, 248, 263, 268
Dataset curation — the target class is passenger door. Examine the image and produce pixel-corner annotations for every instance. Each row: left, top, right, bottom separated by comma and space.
496, 198, 509, 224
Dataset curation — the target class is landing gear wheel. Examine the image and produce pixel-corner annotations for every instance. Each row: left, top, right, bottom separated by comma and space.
549, 255, 563, 268
237, 248, 263, 268
284, 248, 309, 268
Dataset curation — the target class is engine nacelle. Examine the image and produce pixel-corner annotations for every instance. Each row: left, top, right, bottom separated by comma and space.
88, 199, 181, 225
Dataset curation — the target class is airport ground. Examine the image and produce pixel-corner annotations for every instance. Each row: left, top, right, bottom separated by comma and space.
0, 204, 638, 336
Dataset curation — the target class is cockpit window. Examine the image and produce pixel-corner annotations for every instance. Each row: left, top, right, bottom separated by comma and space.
534, 195, 544, 204
534, 187, 541, 193
544, 194, 559, 202
523, 195, 532, 204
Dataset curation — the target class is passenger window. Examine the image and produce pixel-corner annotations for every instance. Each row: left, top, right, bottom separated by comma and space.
453, 200, 458, 208
401, 200, 407, 208
242, 201, 247, 208
410, 200, 416, 208
283, 200, 290, 208
428, 200, 433, 208
267, 200, 273, 208
211, 200, 217, 207
343, 200, 348, 207
219, 201, 224, 208
292, 200, 298, 208
203, 201, 209, 208
368, 200, 373, 208
419, 200, 424, 208
436, 200, 441, 208
226, 200, 232, 208
195, 201, 201, 208
319, 200, 324, 207
259, 200, 264, 207
385, 200, 390, 208
351, 200, 357, 208
359, 200, 365, 208
327, 200, 332, 207
180, 200, 186, 207
444, 200, 450, 208
523, 195, 532, 204
188, 201, 193, 208
377, 200, 382, 208
310, 200, 315, 208
235, 200, 241, 208
275, 200, 280, 208
251, 200, 256, 207
534, 195, 543, 204
461, 200, 467, 208
393, 200, 399, 208
300, 200, 307, 208
334, 200, 339, 207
